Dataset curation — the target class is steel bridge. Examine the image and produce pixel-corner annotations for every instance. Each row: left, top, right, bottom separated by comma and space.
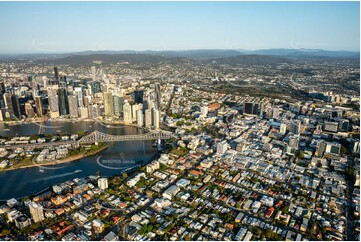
78, 130, 174, 144
0, 130, 174, 150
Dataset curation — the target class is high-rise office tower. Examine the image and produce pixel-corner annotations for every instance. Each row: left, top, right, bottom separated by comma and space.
83, 95, 91, 107
123, 102, 132, 124
0, 82, 5, 95
119, 96, 124, 113
48, 88, 59, 118
244, 102, 254, 115
74, 87, 84, 107
24, 103, 35, 117
78, 106, 89, 119
34, 96, 44, 117
136, 109, 144, 127
0, 82, 5, 109
145, 109, 152, 129
89, 104, 100, 119
29, 202, 44, 223
112, 95, 122, 117
103, 92, 114, 116
132, 90, 144, 104
259, 102, 264, 117
253, 103, 260, 116
154, 83, 161, 110
58, 88, 69, 116
68, 95, 78, 118
316, 140, 327, 157
54, 67, 59, 83
3, 93, 21, 118
132, 103, 143, 122
91, 66, 96, 81
90, 81, 102, 95
152, 108, 160, 130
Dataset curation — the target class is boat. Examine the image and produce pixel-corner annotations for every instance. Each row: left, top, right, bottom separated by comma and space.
4, 129, 10, 131
39, 167, 45, 173
152, 141, 158, 147
74, 170, 82, 174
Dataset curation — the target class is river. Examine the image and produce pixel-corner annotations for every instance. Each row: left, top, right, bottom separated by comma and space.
0, 121, 158, 200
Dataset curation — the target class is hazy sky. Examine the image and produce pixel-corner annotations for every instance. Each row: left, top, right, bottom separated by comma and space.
0, 1, 359, 53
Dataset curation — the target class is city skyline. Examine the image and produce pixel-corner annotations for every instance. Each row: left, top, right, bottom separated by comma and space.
0, 1, 359, 54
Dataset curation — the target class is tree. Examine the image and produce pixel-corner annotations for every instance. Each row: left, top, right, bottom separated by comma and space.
77, 131, 85, 136
0, 229, 11, 237
184, 234, 191, 241
122, 172, 128, 180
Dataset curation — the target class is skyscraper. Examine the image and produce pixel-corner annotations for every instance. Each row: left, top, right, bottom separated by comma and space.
34, 96, 44, 117
91, 66, 96, 81
136, 109, 144, 127
123, 102, 132, 124
154, 83, 162, 110
48, 88, 60, 118
112, 95, 122, 117
90, 81, 102, 94
78, 106, 89, 119
244, 102, 254, 115
152, 108, 160, 130
132, 90, 144, 104
89, 104, 100, 119
54, 67, 59, 83
132, 103, 143, 122
24, 103, 35, 117
145, 109, 152, 129
74, 87, 84, 107
0, 82, 5, 95
316, 140, 327, 157
0, 82, 5, 109
29, 202, 44, 223
3, 93, 21, 118
58, 88, 69, 116
103, 92, 114, 116
68, 95, 78, 118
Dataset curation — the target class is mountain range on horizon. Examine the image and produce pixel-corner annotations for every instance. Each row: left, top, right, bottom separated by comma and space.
0, 48, 359, 67
0, 48, 359, 60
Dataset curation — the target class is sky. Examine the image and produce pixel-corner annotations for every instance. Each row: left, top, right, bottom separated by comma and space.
0, 1, 359, 54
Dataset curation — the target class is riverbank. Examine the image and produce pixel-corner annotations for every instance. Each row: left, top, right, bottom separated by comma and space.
0, 144, 109, 172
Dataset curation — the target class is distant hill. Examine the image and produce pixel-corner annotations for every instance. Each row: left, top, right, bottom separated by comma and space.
37, 53, 193, 66
0, 48, 358, 64
238, 48, 359, 59
206, 54, 291, 66
64, 49, 243, 60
